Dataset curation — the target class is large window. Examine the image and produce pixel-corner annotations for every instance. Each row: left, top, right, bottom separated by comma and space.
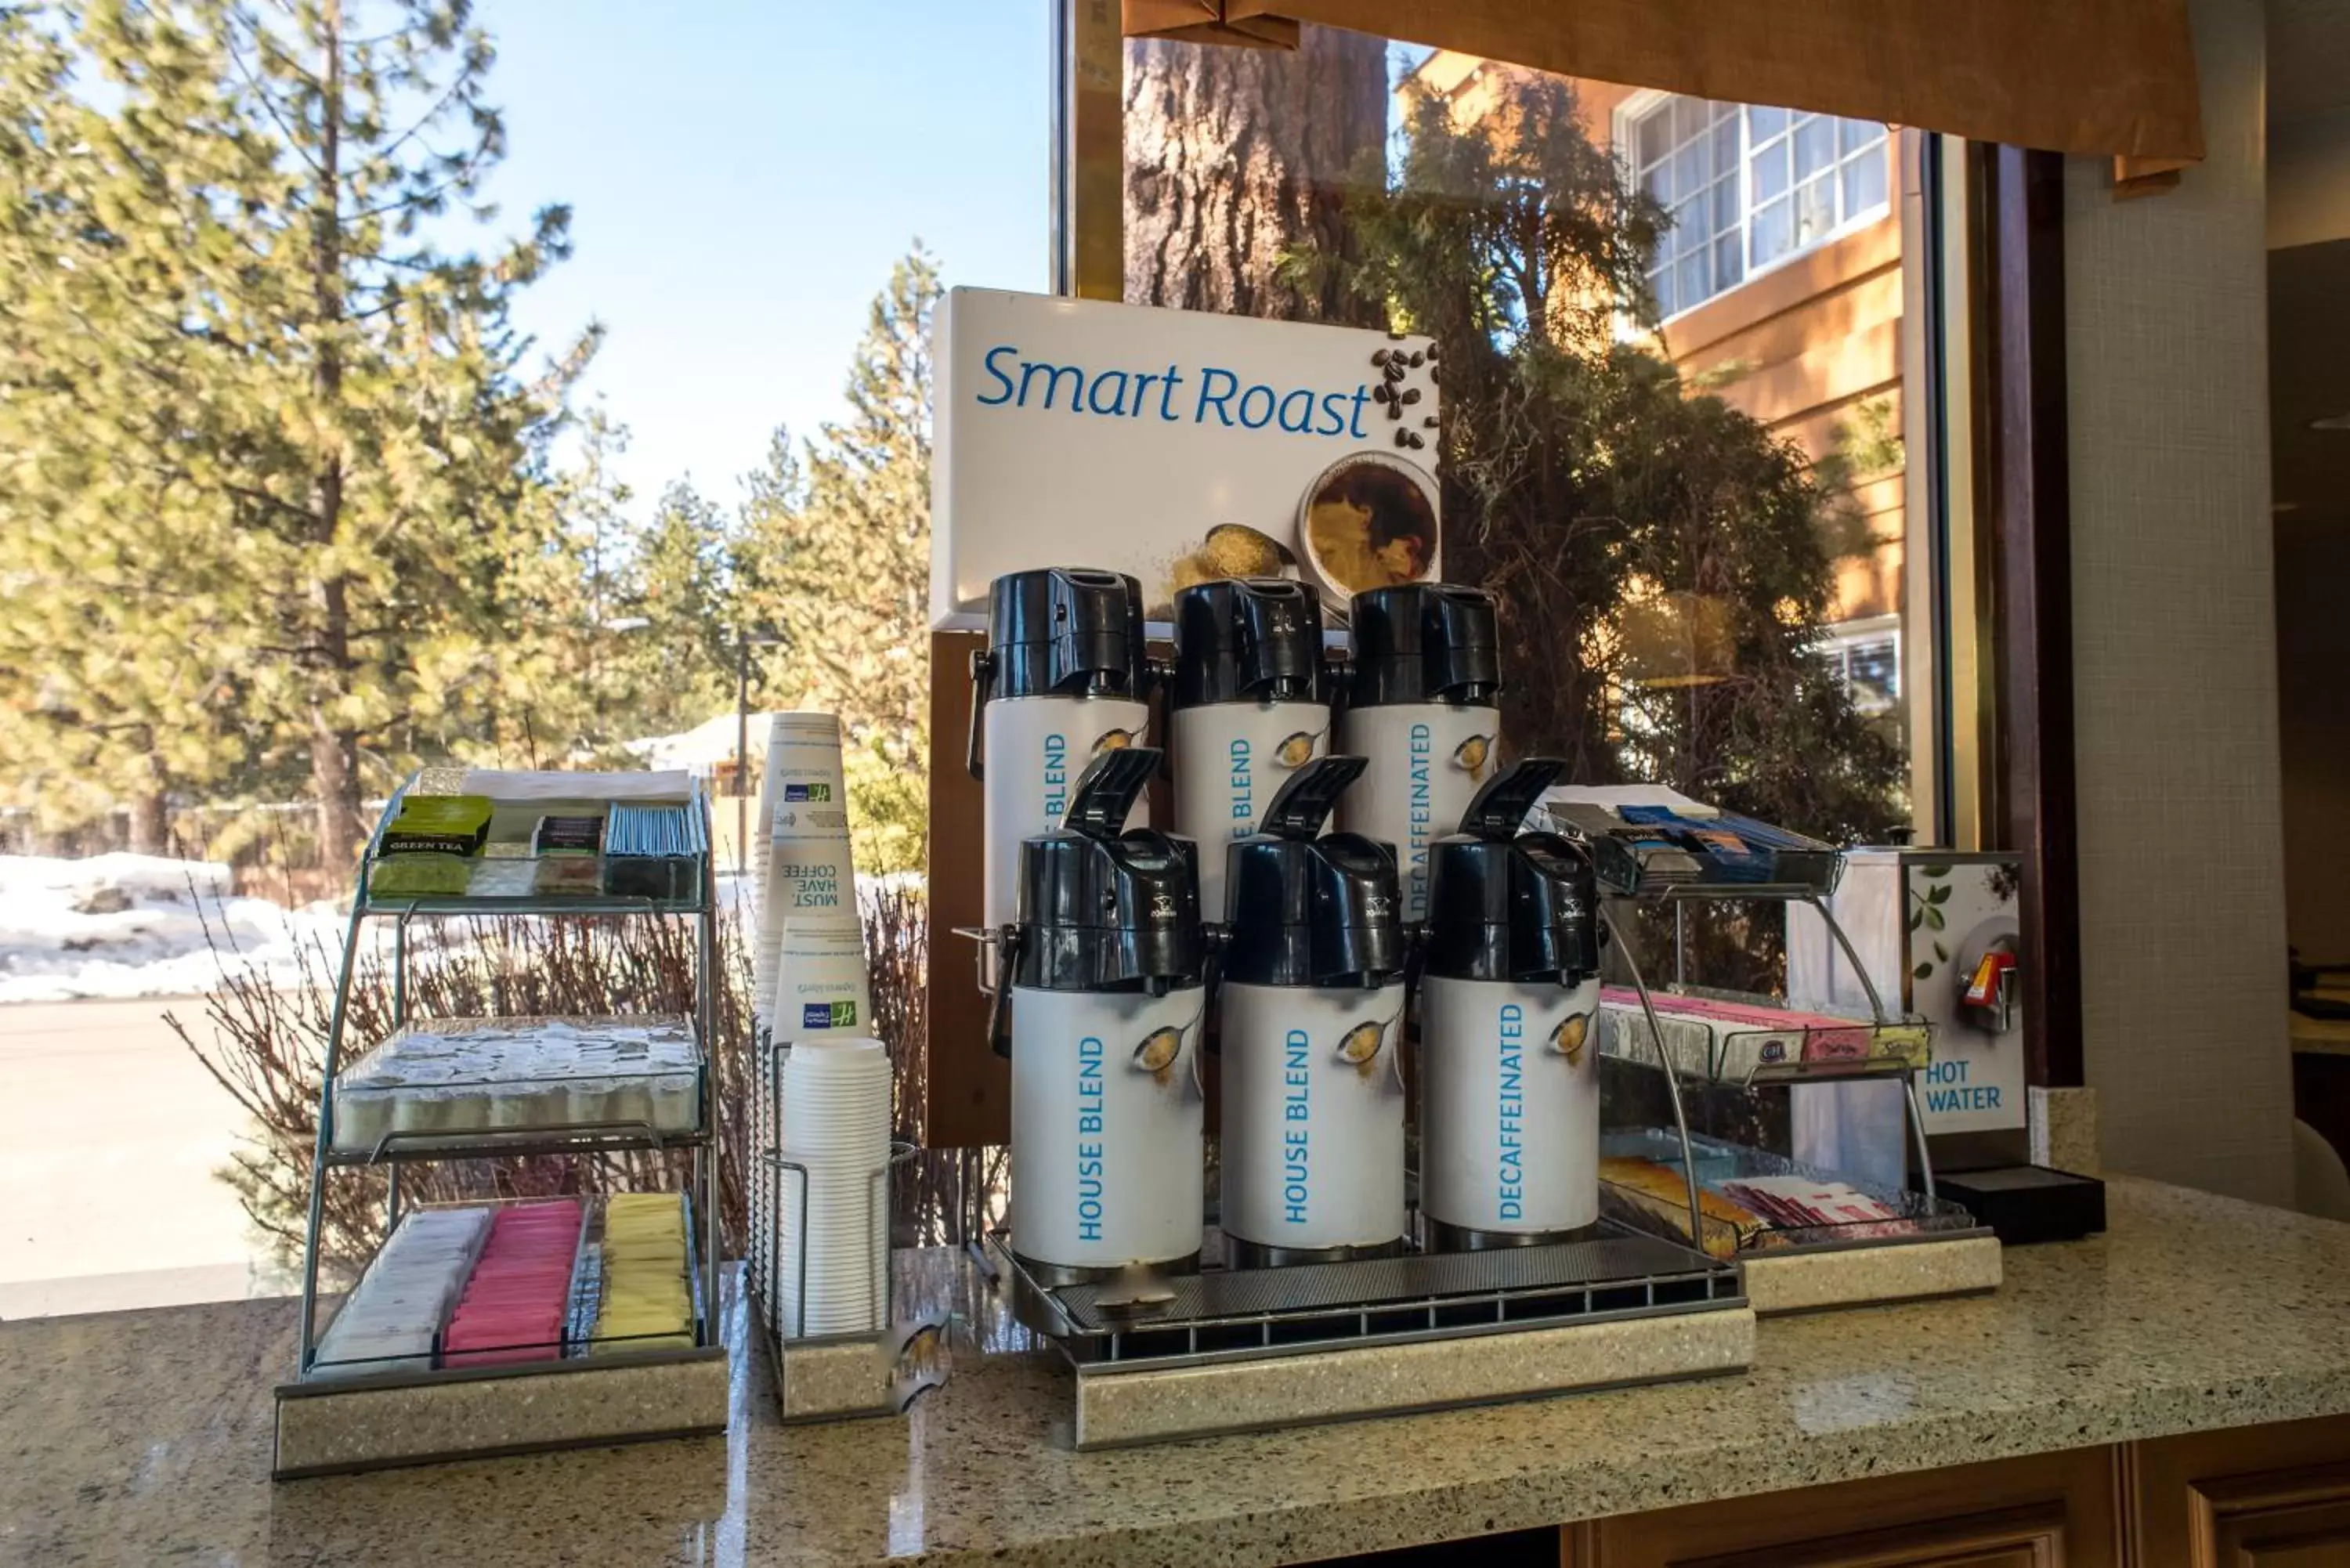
1625, 95, 1891, 319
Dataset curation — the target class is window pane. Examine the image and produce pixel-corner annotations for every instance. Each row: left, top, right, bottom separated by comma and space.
1844, 152, 1889, 216
1116, 48, 1918, 1048
1638, 107, 1672, 170
1712, 230, 1744, 291
1795, 114, 1837, 180
1839, 117, 1884, 157
1671, 96, 1702, 146
1795, 172, 1836, 244
1844, 638, 1900, 715
1751, 194, 1792, 264
1672, 141, 1707, 204
1675, 251, 1707, 311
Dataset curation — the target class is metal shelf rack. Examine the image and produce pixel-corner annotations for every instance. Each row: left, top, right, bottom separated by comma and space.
290, 771, 724, 1383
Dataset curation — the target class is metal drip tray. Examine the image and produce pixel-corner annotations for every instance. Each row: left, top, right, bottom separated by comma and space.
996, 1220, 1742, 1374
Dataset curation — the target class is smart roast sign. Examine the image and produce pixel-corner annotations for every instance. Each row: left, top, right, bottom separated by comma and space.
930, 288, 1443, 628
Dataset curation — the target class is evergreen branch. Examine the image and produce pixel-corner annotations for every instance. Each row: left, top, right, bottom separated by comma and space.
371, 69, 486, 167
224, 32, 327, 180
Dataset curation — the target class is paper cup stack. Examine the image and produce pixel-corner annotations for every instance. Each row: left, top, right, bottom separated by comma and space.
754, 714, 872, 1044
749, 713, 886, 1339
779, 1039, 891, 1336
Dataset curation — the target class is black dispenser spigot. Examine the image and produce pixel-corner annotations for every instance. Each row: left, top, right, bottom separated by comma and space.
1171, 576, 1325, 707
1006, 744, 1203, 995
1456, 756, 1565, 840
1221, 755, 1403, 990
968, 567, 1149, 781
1260, 753, 1365, 840
1423, 756, 1603, 987
1348, 583, 1501, 708
1061, 743, 1159, 840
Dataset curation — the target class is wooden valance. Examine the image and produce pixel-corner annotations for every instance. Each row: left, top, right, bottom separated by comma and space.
1123, 0, 2204, 162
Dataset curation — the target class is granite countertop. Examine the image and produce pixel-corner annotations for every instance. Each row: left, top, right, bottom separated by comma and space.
7, 1177, 2350, 1566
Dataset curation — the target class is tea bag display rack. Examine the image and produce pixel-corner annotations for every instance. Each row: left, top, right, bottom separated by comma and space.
1603, 880, 1943, 1195
274, 770, 727, 1479
1588, 873, 2001, 1313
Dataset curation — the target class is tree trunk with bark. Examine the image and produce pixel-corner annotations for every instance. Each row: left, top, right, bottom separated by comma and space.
308, 0, 363, 870
1124, 26, 1386, 325
127, 745, 169, 856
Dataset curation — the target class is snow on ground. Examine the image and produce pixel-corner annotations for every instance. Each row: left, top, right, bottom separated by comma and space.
0, 853, 922, 1003
0, 854, 347, 1003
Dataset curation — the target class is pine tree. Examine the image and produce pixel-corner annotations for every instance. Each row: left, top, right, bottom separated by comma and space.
738, 248, 940, 873
624, 479, 739, 739
0, 0, 591, 865
0, 5, 258, 846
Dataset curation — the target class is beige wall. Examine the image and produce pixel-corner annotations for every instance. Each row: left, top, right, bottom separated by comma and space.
1415, 55, 1906, 624
2065, 0, 2294, 1204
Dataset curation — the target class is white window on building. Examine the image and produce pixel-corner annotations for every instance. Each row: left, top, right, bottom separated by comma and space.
1624, 95, 1891, 320
1819, 616, 1901, 719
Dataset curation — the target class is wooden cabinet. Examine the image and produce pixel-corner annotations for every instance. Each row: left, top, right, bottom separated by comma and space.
1564, 1446, 2123, 1566
1547, 1416, 2350, 1568
2130, 1414, 2350, 1568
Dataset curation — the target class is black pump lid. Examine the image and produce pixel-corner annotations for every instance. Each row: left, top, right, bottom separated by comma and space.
1171, 577, 1328, 709
1422, 758, 1603, 985
1221, 757, 1404, 988
1347, 583, 1502, 709
1013, 746, 1205, 993
983, 567, 1148, 701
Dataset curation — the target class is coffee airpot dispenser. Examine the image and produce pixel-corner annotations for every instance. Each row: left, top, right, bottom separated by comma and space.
1170, 576, 1332, 922
1336, 583, 1502, 925
968, 567, 1151, 993
1217, 755, 1408, 1267
1416, 757, 1607, 1251
992, 746, 1207, 1283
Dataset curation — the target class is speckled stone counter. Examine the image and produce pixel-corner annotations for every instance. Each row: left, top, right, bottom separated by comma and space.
6, 1178, 2350, 1567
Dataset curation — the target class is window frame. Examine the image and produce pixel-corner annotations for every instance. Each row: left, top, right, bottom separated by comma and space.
1612, 86, 1893, 324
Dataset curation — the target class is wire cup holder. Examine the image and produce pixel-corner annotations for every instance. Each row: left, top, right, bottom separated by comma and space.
748, 1031, 942, 1421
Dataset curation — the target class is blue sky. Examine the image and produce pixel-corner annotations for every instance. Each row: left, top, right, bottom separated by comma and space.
469, 2, 1049, 512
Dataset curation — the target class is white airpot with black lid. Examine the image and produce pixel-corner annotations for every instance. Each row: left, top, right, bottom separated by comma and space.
967, 566, 1151, 993
1336, 583, 1502, 925
1216, 755, 1408, 1267
1416, 757, 1607, 1250
992, 746, 1206, 1283
1170, 576, 1332, 921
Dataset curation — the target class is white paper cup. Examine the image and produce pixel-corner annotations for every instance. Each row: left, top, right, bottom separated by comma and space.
769, 924, 875, 1043
765, 839, 855, 921
768, 712, 852, 844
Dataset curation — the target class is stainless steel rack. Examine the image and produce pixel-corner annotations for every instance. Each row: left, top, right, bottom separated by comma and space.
996, 1221, 1741, 1372
986, 1214, 1753, 1448
1599, 884, 1943, 1202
